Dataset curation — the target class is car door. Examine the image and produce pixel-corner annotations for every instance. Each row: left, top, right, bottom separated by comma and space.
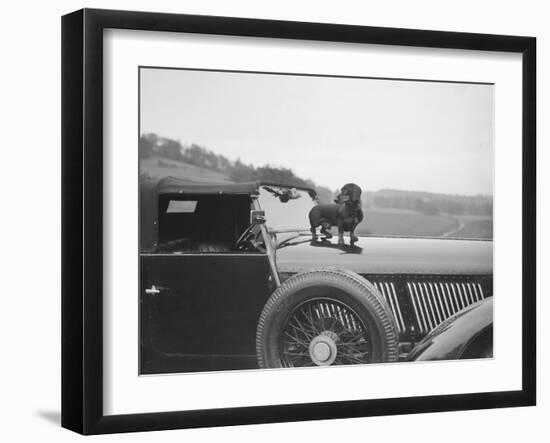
140, 251, 271, 374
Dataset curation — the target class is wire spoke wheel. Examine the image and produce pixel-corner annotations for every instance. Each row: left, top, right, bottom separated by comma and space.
256, 270, 399, 369
280, 298, 372, 367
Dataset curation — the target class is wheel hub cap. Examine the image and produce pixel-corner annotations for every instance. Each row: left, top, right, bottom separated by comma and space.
280, 299, 372, 368
309, 332, 338, 366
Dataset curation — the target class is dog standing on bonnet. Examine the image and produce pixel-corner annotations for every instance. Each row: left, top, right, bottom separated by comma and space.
309, 183, 364, 246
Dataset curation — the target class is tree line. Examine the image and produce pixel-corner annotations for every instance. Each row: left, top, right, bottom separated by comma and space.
139, 133, 335, 203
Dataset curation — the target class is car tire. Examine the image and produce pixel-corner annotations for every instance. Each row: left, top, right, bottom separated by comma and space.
256, 269, 399, 368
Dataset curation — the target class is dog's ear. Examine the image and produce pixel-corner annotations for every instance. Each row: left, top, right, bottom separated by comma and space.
349, 183, 362, 201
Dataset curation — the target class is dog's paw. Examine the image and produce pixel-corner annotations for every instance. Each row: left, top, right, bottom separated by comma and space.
350, 235, 359, 243
323, 232, 333, 239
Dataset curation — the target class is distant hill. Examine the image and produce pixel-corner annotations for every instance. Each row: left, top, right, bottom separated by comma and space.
139, 133, 492, 239
140, 157, 232, 183
139, 133, 335, 203
139, 133, 492, 218
365, 189, 492, 216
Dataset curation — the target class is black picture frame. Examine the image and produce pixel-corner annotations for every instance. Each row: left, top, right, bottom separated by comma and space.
61, 8, 536, 435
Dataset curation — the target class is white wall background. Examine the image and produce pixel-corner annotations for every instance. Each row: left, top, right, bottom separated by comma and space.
0, 0, 546, 441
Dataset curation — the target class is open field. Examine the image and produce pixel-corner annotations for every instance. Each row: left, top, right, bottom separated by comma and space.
452, 214, 493, 239
357, 206, 492, 239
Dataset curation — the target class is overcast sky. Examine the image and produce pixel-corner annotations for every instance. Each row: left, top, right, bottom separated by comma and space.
140, 68, 493, 195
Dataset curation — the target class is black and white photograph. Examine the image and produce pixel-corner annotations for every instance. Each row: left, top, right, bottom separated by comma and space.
139, 67, 494, 375
0, 0, 545, 439
55, 3, 539, 437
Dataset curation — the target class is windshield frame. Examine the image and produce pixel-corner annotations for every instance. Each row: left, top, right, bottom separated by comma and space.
257, 184, 318, 234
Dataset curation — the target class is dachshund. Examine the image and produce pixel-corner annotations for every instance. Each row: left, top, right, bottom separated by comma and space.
309, 183, 364, 246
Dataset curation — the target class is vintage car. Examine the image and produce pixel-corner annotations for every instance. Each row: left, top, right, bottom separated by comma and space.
139, 177, 493, 374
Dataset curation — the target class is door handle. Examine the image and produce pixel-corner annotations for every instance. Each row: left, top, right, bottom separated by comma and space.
144, 285, 166, 296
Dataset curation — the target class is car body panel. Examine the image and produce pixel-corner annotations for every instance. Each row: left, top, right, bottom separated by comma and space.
406, 297, 493, 361
140, 253, 271, 374
275, 234, 492, 275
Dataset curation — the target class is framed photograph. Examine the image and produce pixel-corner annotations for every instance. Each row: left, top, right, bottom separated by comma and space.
62, 8, 536, 434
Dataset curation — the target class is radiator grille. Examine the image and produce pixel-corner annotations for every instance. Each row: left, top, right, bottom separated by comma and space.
407, 281, 485, 334
373, 281, 406, 333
